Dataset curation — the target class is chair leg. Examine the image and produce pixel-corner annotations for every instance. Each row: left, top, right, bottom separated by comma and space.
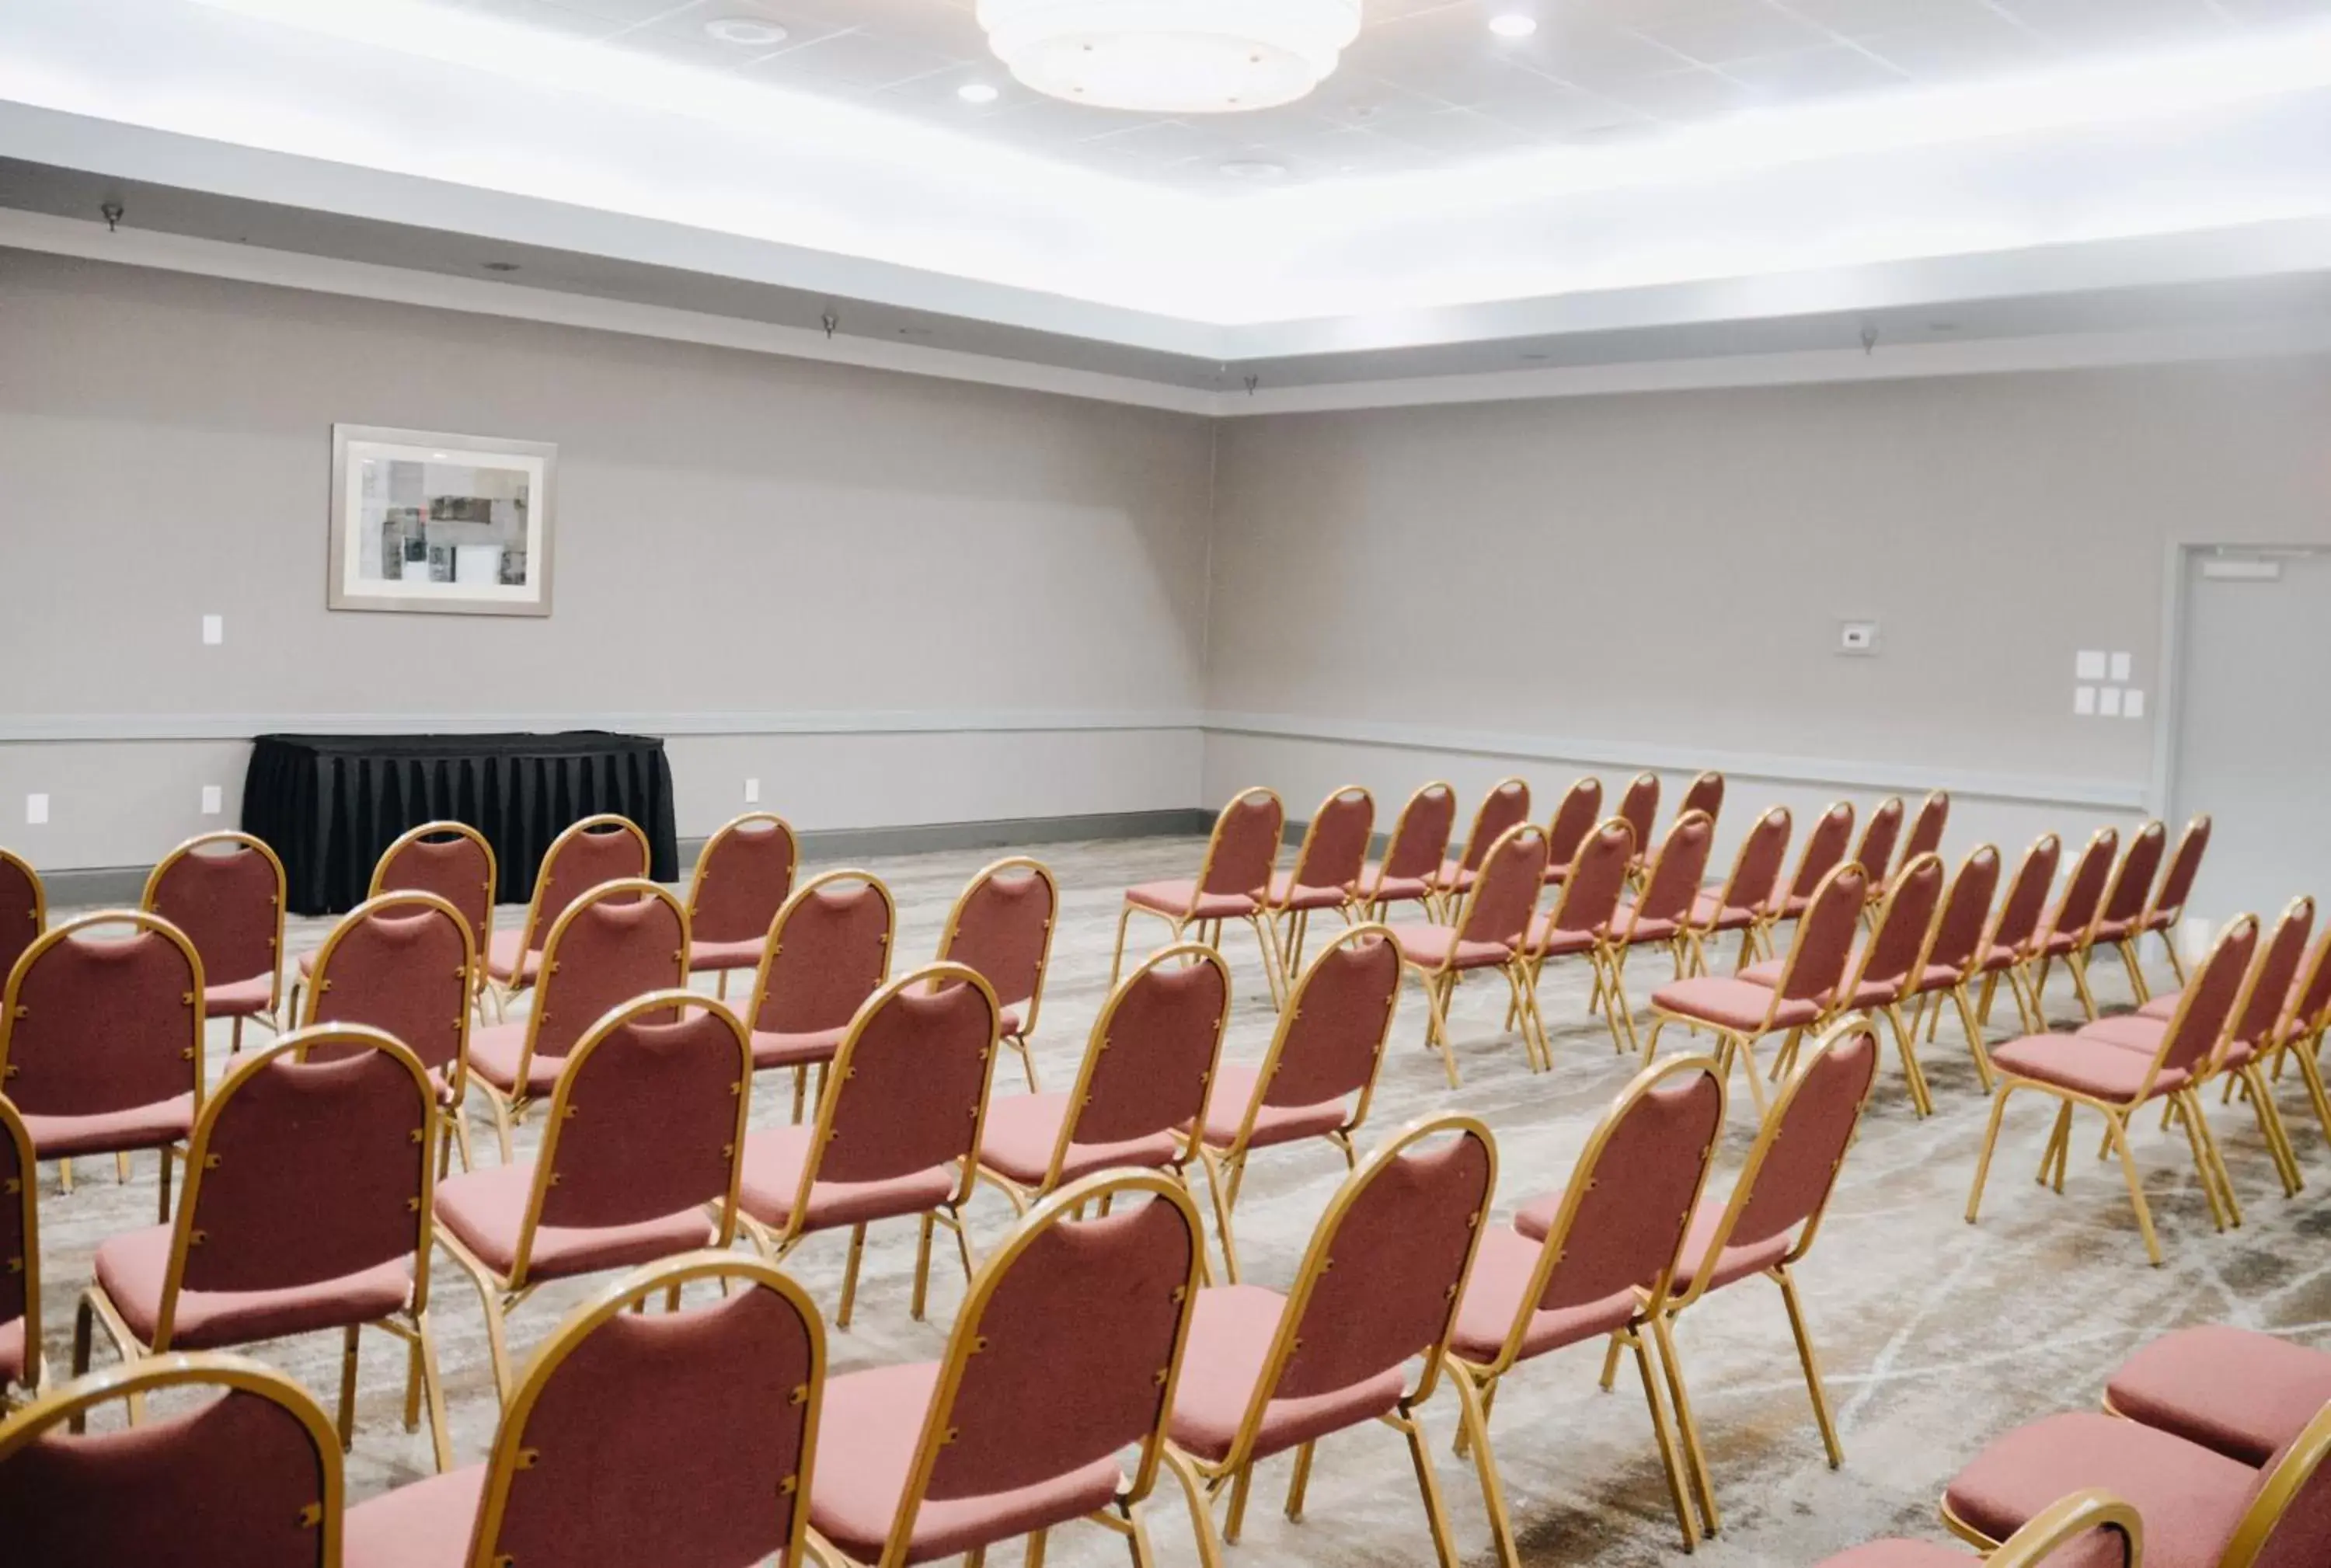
1444, 1361, 1519, 1568
2239, 1065, 2304, 1197
1162, 1447, 1226, 1568
1392, 1405, 1466, 1568
1966, 1083, 2017, 1225
911, 1213, 936, 1321
1885, 1005, 1933, 1117
1625, 1325, 1700, 1551
1649, 1312, 1720, 1536
1284, 1437, 1315, 1520
1772, 1267, 1844, 1469
2188, 1092, 2243, 1228
1422, 974, 1462, 1089
2287, 1044, 2331, 1152
1953, 985, 1996, 1091
1247, 915, 1287, 1011
336, 1324, 361, 1451
2117, 939, 2150, 1004
837, 1223, 869, 1329
2171, 1092, 2233, 1232
2101, 1108, 2165, 1266
2162, 931, 2190, 987
1109, 904, 1137, 988
1009, 1033, 1040, 1093
156, 1146, 174, 1223
411, 1308, 453, 1472
1224, 1462, 1254, 1542
2067, 953, 2101, 1021
1198, 1147, 1242, 1284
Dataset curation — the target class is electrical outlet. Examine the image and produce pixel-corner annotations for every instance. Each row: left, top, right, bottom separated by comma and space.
25, 793, 48, 826
1837, 619, 1880, 656
744, 778, 761, 804
200, 785, 223, 815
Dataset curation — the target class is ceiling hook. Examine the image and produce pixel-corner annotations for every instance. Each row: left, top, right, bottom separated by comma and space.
821, 309, 840, 340
100, 201, 124, 233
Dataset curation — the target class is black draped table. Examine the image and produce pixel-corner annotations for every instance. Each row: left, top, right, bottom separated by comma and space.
243, 731, 680, 915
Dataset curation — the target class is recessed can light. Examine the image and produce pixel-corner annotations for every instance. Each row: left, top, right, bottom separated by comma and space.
703, 17, 789, 47
958, 82, 1000, 103
1490, 13, 1538, 39
1219, 159, 1287, 179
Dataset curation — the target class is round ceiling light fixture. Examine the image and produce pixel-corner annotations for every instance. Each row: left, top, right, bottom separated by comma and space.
1489, 13, 1538, 39
976, 0, 1363, 113
703, 17, 789, 47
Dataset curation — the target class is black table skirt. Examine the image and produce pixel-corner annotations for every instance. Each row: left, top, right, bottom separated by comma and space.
243, 732, 680, 915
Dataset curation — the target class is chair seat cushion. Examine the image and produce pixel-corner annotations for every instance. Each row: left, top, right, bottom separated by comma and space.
686, 937, 765, 974
1525, 913, 1601, 956
1911, 962, 1964, 994
1430, 859, 1479, 894
1198, 1064, 1347, 1152
1268, 871, 1350, 911
752, 1027, 844, 1071
2107, 1325, 2331, 1468
997, 1005, 1026, 1040
2077, 1016, 2168, 1053
466, 1023, 565, 1096
1358, 866, 1433, 905
1974, 943, 2023, 974
1943, 1411, 2253, 1568
810, 1361, 1125, 1563
0, 1318, 21, 1387
434, 1162, 716, 1284
1650, 976, 1816, 1033
1450, 1227, 1635, 1364
204, 972, 276, 1017
1990, 1034, 2188, 1102
1689, 890, 1758, 931
20, 1095, 194, 1159
2140, 991, 2183, 1020
737, 1124, 959, 1235
977, 1093, 1179, 1189
1385, 923, 1512, 973
1611, 903, 1680, 946
1168, 1284, 1405, 1465
343, 1464, 487, 1568
1124, 880, 1260, 922
295, 949, 318, 977
485, 928, 542, 985
1512, 1192, 1785, 1297
1740, 956, 1785, 986
93, 1225, 413, 1350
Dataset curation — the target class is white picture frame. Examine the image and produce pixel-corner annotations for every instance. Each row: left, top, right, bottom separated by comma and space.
328, 424, 557, 616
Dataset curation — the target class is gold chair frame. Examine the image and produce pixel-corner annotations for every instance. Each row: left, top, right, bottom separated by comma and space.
0, 1096, 42, 1407
1974, 831, 2064, 1037
1688, 804, 1791, 978
2263, 926, 2331, 1151
1112, 787, 1287, 1009
740, 963, 998, 1329
1603, 810, 1717, 1061
2139, 813, 2212, 988
1784, 850, 1945, 1117
1429, 776, 1531, 917
2026, 826, 2120, 1023
142, 830, 286, 1053
744, 869, 897, 1123
289, 821, 497, 1024
1268, 785, 1373, 977
1955, 1489, 2143, 1568
2182, 895, 2312, 1206
1853, 796, 1907, 912
1510, 817, 1637, 1060
1357, 782, 1457, 925
1615, 770, 1661, 888
486, 813, 651, 1020
0, 846, 45, 967
1397, 824, 1549, 1088
1905, 842, 2007, 1094
2088, 820, 2168, 1004
938, 856, 1057, 1095
71, 1025, 453, 1470
437, 990, 752, 1399
1760, 800, 1855, 960
685, 810, 798, 1001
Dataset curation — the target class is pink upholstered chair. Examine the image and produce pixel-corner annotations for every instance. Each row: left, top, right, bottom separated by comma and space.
805, 1170, 1203, 1568
1688, 804, 1791, 975
483, 814, 650, 1013
938, 858, 1057, 1093
2263, 927, 2331, 1151
72, 1025, 452, 1469
1646, 862, 1868, 1117
1115, 787, 1287, 1005
974, 944, 1229, 1224
1966, 915, 2260, 1266
1431, 777, 1531, 914
1446, 1055, 1726, 1554
143, 831, 285, 1053
2084, 820, 2167, 1002
1268, 787, 1374, 977
1973, 832, 2064, 1036
296, 821, 496, 1021
434, 991, 751, 1396
1603, 810, 1718, 1054
1163, 1115, 1496, 1567
1615, 771, 1661, 880
1538, 775, 1604, 887
1518, 817, 1636, 1056
1677, 768, 1724, 828
1775, 801, 1857, 927
747, 869, 896, 1122
0, 1354, 344, 1568
2141, 814, 2213, 987
1852, 796, 1907, 909
342, 1251, 826, 1568
0, 848, 43, 995
1903, 789, 1951, 866
2106, 1325, 2331, 1472
1196, 924, 1402, 1283
1387, 824, 1549, 1085
1903, 844, 2006, 1091
0, 911, 205, 1217
684, 811, 797, 999
1, 1096, 41, 1406
737, 964, 998, 1328
1359, 782, 1459, 922
1816, 1490, 2141, 1568
464, 877, 688, 1160
1584, 1019, 1879, 1535
2029, 826, 2121, 1022
299, 891, 477, 1173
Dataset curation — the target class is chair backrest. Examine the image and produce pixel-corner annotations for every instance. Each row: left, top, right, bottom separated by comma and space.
1853, 852, 1945, 1001
1678, 770, 1724, 825
1378, 782, 1458, 882
1286, 786, 1375, 896
519, 994, 753, 1282
938, 859, 1056, 1023
750, 871, 896, 1043
1232, 925, 1402, 1138
1542, 776, 1605, 871
2097, 821, 2168, 932
161, 1029, 435, 1336
1615, 772, 1660, 856
1990, 833, 2065, 958
472, 1252, 824, 1568
1229, 1116, 1494, 1457
1903, 789, 1951, 864
1787, 802, 1857, 901
142, 831, 284, 995
0, 1354, 343, 1568
2046, 828, 2121, 946
1988, 1490, 2142, 1568
2225, 1399, 2331, 1568
1716, 806, 1792, 918
521, 880, 689, 1069
1928, 845, 2004, 976
1452, 824, 1549, 951
300, 892, 473, 1081
2141, 916, 2261, 1089
793, 965, 998, 1204
2146, 814, 2213, 928
897, 1172, 1202, 1553
1195, 788, 1284, 902
1455, 778, 1532, 875
1055, 946, 1230, 1177
0, 850, 43, 993
685, 813, 798, 947
2284, 928, 2331, 1045
1674, 1019, 1877, 1310
1633, 810, 1716, 926
370, 821, 495, 974
1853, 796, 1906, 888
1481, 1057, 1724, 1373
1545, 819, 1636, 942
2229, 897, 2316, 1055
516, 814, 651, 956
0, 912, 205, 1124
1772, 863, 1871, 1007
0, 1096, 35, 1387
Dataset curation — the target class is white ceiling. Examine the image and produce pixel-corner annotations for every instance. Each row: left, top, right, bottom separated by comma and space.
441, 0, 2331, 186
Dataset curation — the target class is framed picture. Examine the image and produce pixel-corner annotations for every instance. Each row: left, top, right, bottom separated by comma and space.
328, 424, 556, 616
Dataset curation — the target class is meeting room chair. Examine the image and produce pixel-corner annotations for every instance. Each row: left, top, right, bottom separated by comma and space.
298, 890, 477, 1174
1677, 768, 1724, 827
1615, 771, 1660, 880
483, 813, 650, 1015
1538, 775, 1604, 888
0, 911, 205, 1215
342, 1251, 826, 1568
2028, 826, 2121, 1022
295, 821, 495, 1022
1814, 1490, 2141, 1568
1430, 777, 1531, 914
0, 1353, 345, 1568
1771, 800, 1856, 944
1267, 786, 1373, 978
0, 848, 44, 995
1162, 1114, 1495, 1568
1604, 810, 1717, 1054
465, 877, 689, 1161
1689, 804, 1791, 975
2141, 814, 2214, 987
1966, 915, 2258, 1266
1517, 818, 1636, 1058
1973, 832, 2064, 1036
1115, 786, 1286, 1005
1196, 924, 1402, 1284
736, 965, 998, 1328
1, 1096, 40, 1407
747, 869, 896, 1121
1358, 782, 1458, 924
434, 991, 752, 1398
2106, 1324, 2331, 1472
2084, 819, 2167, 1002
1387, 824, 1549, 1086
1902, 788, 1951, 865
1447, 1055, 1726, 1556
803, 1169, 1203, 1568
1903, 844, 2006, 1091
2263, 926, 2331, 1151
684, 810, 797, 999
1852, 796, 1907, 909
143, 830, 285, 1053
937, 857, 1057, 1093
72, 1024, 452, 1469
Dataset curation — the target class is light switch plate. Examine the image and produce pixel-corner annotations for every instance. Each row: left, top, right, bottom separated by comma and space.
2110, 651, 2131, 681
200, 784, 223, 815
1837, 619, 1880, 656
2075, 650, 2106, 680
744, 778, 761, 804
201, 614, 223, 646
24, 793, 47, 825
2124, 688, 2147, 719
2075, 686, 2098, 716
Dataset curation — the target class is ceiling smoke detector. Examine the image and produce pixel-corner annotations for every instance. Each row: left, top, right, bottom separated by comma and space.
976, 0, 1363, 113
